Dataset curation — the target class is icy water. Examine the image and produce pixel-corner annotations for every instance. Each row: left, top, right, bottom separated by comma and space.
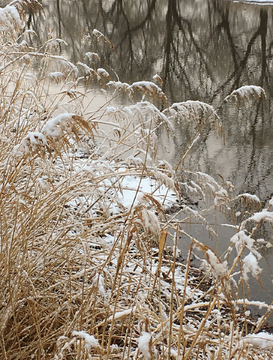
32, 1, 273, 306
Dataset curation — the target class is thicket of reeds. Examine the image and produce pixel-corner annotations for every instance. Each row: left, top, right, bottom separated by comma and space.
1, 1, 273, 359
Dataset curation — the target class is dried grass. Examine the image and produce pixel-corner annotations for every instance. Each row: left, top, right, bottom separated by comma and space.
0, 1, 273, 359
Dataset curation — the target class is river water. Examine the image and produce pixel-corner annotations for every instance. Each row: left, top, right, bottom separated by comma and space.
28, 0, 273, 307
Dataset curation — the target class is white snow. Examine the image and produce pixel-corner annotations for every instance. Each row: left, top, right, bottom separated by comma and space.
13, 132, 47, 156
117, 174, 177, 210
85, 52, 100, 62
49, 72, 64, 81
242, 252, 262, 281
93, 29, 104, 38
240, 332, 273, 350
42, 113, 75, 138
138, 332, 152, 360
128, 81, 162, 93
0, 5, 23, 31
206, 249, 228, 278
236, 298, 272, 310
238, 193, 260, 203
246, 209, 273, 223
97, 68, 110, 78
230, 231, 254, 254
107, 307, 135, 321
229, 85, 266, 99
72, 330, 100, 350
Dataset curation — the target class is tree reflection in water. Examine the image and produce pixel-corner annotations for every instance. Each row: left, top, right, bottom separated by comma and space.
27, 2, 272, 196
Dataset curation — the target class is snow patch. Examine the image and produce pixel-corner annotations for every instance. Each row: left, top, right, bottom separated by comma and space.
138, 332, 152, 359
240, 332, 273, 350
72, 331, 100, 350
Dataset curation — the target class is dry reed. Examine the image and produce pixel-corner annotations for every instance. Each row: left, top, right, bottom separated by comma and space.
0, 1, 273, 359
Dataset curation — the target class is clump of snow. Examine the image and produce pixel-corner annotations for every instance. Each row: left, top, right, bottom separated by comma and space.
240, 332, 273, 350
93, 274, 107, 304
206, 249, 228, 278
228, 85, 266, 102
107, 80, 131, 92
245, 209, 273, 223
85, 52, 100, 62
105, 106, 118, 114
230, 231, 254, 254
42, 113, 75, 138
0, 5, 23, 32
128, 81, 162, 93
93, 29, 104, 38
107, 307, 135, 321
236, 298, 271, 310
165, 100, 214, 115
242, 252, 262, 281
13, 113, 85, 157
97, 68, 110, 78
72, 330, 100, 350
49, 72, 64, 83
13, 132, 47, 156
238, 193, 260, 204
138, 332, 152, 360
230, 231, 262, 277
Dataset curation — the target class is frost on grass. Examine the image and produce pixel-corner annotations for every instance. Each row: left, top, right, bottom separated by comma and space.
145, 207, 161, 235
97, 68, 110, 79
92, 28, 113, 49
229, 230, 263, 286
164, 100, 215, 118
104, 101, 173, 133
85, 51, 100, 62
107, 307, 135, 321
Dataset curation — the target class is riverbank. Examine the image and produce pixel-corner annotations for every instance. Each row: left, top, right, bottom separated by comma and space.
1, 1, 273, 359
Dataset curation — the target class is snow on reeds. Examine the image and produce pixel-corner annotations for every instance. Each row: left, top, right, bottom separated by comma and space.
0, 1, 273, 359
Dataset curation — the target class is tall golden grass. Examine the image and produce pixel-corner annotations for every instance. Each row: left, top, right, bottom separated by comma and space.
0, 1, 273, 359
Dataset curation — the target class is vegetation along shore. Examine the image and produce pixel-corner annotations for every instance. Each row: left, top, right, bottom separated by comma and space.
1, 1, 273, 359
